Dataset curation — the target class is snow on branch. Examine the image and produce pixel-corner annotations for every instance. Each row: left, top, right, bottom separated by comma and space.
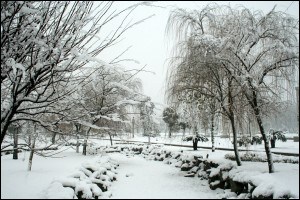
75, 120, 110, 130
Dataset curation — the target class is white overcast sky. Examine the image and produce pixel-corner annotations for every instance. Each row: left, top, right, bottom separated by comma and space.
99, 1, 299, 109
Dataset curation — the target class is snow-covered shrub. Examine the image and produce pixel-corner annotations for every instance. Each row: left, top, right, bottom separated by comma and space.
46, 156, 119, 199
237, 136, 251, 147
225, 152, 298, 164
183, 134, 208, 142
251, 135, 262, 145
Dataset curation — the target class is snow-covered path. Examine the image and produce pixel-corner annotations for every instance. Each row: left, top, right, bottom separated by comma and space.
109, 153, 221, 199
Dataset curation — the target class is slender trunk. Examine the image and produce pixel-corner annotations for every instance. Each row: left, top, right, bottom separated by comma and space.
83, 127, 91, 156
248, 118, 252, 142
76, 136, 79, 153
249, 83, 274, 173
168, 125, 172, 138
227, 78, 242, 166
28, 125, 36, 171
255, 108, 274, 173
193, 139, 198, 150
51, 133, 57, 144
75, 124, 80, 153
132, 118, 135, 138
109, 133, 113, 146
28, 132, 32, 147
210, 112, 215, 152
230, 116, 242, 166
13, 127, 18, 160
148, 134, 150, 144
82, 139, 87, 155
270, 139, 275, 148
28, 138, 36, 171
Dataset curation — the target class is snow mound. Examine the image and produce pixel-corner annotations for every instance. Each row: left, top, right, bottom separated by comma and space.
45, 156, 119, 199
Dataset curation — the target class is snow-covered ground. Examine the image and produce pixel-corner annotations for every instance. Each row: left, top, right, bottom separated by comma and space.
108, 153, 222, 199
1, 147, 96, 199
1, 136, 299, 199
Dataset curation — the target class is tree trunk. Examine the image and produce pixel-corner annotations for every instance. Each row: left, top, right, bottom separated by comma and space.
148, 134, 151, 144
28, 132, 32, 147
230, 116, 242, 166
1, 107, 18, 145
210, 112, 215, 152
13, 127, 18, 160
132, 118, 135, 138
82, 139, 87, 155
28, 125, 36, 171
270, 139, 275, 148
75, 124, 81, 153
51, 133, 57, 144
227, 79, 242, 166
76, 135, 79, 153
109, 133, 113, 146
255, 108, 274, 173
83, 127, 91, 156
193, 139, 198, 150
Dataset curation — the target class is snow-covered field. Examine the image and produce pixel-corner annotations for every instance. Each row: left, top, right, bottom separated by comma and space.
1, 136, 299, 199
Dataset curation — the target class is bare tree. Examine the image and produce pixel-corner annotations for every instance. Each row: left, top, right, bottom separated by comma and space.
70, 64, 143, 155
1, 1, 152, 145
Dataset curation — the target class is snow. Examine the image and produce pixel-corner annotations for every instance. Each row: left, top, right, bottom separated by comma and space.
115, 99, 140, 106
108, 153, 219, 199
75, 120, 110, 130
1, 148, 96, 199
1, 136, 299, 199
110, 82, 136, 94
44, 182, 75, 199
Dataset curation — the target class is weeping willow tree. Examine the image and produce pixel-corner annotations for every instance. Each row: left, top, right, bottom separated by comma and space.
165, 32, 243, 165
165, 3, 299, 173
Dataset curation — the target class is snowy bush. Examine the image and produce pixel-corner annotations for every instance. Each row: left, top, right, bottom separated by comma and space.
252, 135, 263, 145
182, 134, 208, 142
46, 156, 119, 199
225, 152, 298, 164
87, 144, 121, 155
237, 136, 251, 147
